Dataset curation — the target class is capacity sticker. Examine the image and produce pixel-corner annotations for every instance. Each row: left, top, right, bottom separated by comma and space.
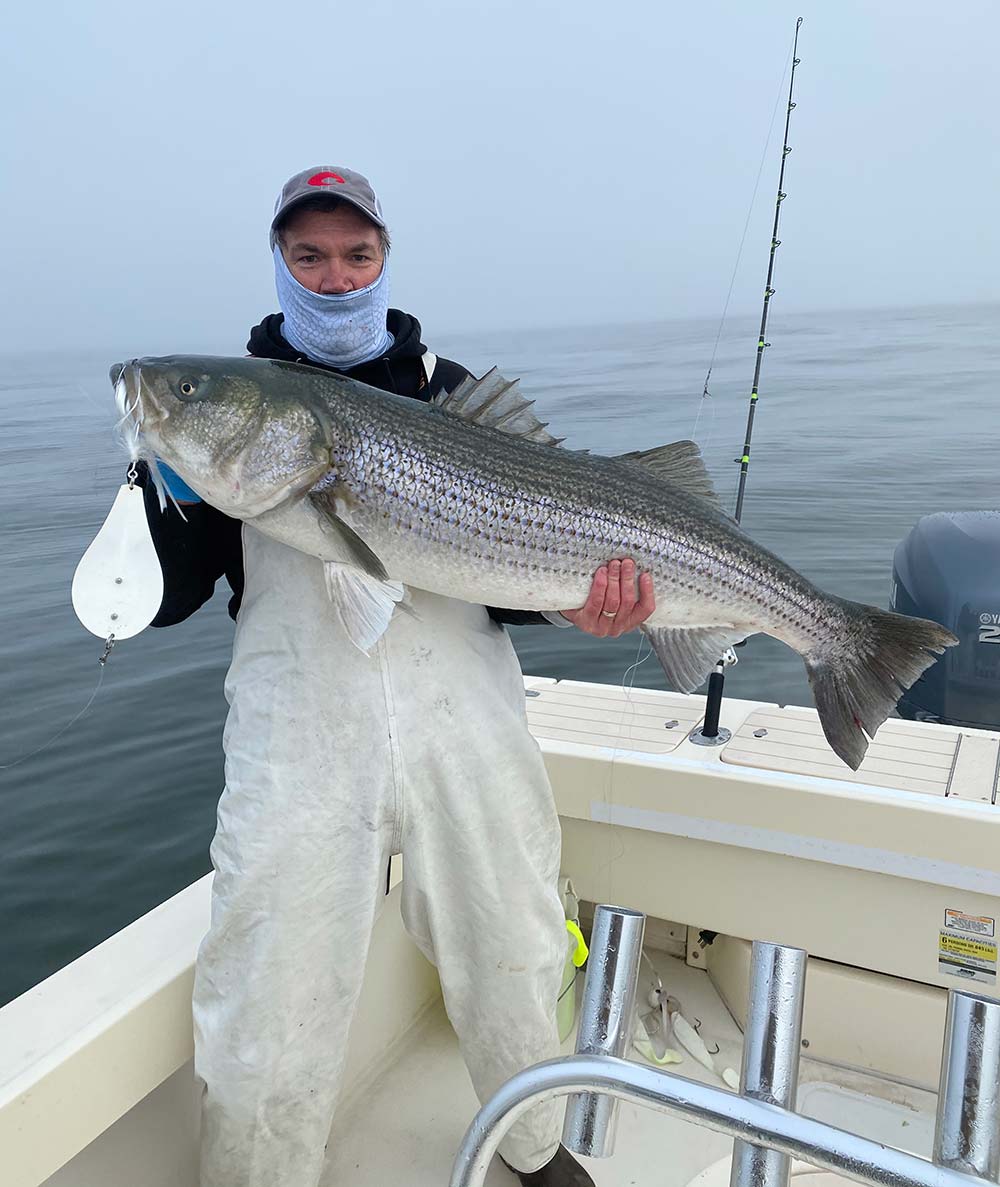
939, 930, 997, 985
944, 909, 995, 938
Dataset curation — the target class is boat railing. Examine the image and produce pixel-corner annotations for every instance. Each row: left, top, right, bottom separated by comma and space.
449, 907, 1000, 1187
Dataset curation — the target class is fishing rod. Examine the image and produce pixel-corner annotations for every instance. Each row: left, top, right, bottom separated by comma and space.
734, 15, 803, 524
694, 15, 803, 746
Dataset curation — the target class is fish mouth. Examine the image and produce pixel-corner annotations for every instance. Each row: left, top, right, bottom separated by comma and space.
111, 359, 182, 512
112, 359, 168, 438
112, 359, 141, 427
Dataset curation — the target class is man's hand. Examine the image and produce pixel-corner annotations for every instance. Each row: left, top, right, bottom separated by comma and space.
561, 558, 655, 638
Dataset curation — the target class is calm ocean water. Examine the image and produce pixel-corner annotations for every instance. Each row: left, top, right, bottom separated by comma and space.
1, 301, 997, 1005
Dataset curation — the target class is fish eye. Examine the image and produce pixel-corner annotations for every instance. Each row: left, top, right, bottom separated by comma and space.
178, 378, 199, 398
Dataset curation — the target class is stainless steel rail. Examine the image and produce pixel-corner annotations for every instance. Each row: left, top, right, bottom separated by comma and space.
561, 905, 645, 1158
730, 942, 807, 1187
449, 909, 1000, 1187
934, 989, 1000, 1180
447, 1055, 995, 1187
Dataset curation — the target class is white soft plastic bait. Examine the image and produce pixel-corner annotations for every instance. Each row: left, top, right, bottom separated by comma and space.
671, 1011, 719, 1074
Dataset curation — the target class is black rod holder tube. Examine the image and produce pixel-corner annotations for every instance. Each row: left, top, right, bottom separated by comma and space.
702, 668, 725, 738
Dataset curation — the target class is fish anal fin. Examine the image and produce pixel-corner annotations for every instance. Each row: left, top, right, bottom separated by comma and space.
616, 440, 722, 508
641, 624, 750, 694
432, 366, 564, 446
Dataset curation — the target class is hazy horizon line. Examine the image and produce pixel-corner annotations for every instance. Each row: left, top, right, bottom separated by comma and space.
0, 294, 996, 362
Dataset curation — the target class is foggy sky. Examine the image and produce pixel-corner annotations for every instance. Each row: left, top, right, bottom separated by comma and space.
3, 0, 997, 355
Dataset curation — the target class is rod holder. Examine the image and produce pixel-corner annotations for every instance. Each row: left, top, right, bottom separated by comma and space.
730, 941, 808, 1187
699, 667, 726, 740
934, 989, 1000, 1181
449, 1052, 998, 1187
692, 650, 739, 747
562, 905, 645, 1158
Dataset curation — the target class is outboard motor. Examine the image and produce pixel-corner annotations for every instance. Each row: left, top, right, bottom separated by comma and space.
891, 511, 1000, 728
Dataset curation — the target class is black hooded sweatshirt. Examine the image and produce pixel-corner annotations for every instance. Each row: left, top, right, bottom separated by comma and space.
139, 309, 550, 629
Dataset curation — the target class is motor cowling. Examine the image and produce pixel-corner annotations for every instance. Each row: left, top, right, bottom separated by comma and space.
892, 511, 1000, 728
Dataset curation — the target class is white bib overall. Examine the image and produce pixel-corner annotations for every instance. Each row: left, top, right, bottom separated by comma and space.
192, 513, 568, 1184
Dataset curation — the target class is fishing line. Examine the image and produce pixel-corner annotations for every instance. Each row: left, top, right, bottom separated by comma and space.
596, 631, 653, 904
0, 641, 114, 771
75, 378, 112, 417
2, 370, 161, 769
691, 30, 798, 455
622, 633, 653, 689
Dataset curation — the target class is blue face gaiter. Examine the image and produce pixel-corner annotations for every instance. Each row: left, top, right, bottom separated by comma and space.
273, 246, 394, 369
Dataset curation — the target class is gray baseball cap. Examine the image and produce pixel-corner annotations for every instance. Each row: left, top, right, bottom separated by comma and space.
269, 166, 386, 247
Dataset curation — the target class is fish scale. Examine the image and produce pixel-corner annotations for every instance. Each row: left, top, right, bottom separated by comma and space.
119, 355, 957, 769
331, 409, 740, 615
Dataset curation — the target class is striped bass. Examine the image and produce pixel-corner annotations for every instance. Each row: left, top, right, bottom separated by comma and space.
115, 356, 956, 770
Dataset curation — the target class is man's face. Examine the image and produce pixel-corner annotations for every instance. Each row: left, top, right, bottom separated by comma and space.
279, 204, 384, 294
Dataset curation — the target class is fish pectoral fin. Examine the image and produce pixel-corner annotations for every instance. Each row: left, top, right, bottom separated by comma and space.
615, 441, 724, 509
323, 562, 406, 654
309, 489, 402, 651
432, 367, 565, 445
309, 489, 388, 580
641, 624, 750, 694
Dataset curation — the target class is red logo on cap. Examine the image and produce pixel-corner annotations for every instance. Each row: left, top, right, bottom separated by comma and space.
308, 171, 346, 187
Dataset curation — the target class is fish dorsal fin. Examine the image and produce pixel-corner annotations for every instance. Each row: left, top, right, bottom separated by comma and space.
433, 367, 564, 445
641, 624, 751, 694
615, 440, 722, 507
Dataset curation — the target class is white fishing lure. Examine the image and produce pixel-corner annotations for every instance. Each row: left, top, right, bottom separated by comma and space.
71, 370, 164, 643
72, 483, 163, 641
670, 1010, 739, 1089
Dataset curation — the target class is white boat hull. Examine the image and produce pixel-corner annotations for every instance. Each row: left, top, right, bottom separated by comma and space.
3, 679, 997, 1186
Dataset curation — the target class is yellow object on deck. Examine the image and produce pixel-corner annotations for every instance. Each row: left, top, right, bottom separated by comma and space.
566, 920, 589, 968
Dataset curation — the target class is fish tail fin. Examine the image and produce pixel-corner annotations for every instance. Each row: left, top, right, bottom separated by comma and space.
803, 599, 957, 770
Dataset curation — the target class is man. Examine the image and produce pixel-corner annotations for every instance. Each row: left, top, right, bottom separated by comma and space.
144, 165, 655, 1187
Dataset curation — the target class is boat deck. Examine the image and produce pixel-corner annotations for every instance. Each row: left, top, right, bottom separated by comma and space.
524, 677, 1000, 803
324, 949, 937, 1187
